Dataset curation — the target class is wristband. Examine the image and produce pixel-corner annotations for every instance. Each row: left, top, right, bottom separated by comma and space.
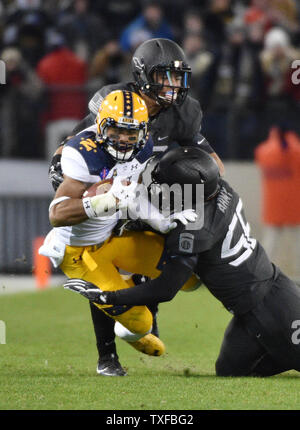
82, 197, 97, 218
83, 193, 118, 218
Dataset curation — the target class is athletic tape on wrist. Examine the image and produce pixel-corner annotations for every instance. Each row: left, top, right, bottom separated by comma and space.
82, 197, 97, 218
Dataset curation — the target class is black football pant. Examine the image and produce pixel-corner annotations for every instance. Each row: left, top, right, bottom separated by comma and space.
216, 271, 300, 376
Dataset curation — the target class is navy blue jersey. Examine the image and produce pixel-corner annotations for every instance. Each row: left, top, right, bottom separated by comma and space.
66, 130, 115, 177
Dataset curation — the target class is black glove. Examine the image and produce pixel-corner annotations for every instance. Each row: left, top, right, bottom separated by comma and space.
49, 153, 64, 191
63, 278, 112, 305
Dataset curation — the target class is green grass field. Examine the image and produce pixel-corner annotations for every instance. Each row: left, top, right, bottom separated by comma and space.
0, 285, 299, 410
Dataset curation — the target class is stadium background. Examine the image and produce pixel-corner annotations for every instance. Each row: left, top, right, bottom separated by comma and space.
0, 0, 300, 285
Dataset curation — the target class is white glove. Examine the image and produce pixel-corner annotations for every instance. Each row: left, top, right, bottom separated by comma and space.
142, 208, 198, 234
127, 183, 198, 233
83, 178, 138, 218
110, 177, 139, 209
127, 183, 171, 232
164, 209, 198, 233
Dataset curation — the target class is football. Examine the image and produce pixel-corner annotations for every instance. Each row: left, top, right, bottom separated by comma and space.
82, 178, 113, 198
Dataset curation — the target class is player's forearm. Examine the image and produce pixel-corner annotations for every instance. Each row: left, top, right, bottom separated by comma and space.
50, 190, 122, 227
50, 199, 88, 227
106, 259, 193, 306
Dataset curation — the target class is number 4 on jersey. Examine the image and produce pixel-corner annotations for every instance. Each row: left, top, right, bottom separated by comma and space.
221, 199, 257, 267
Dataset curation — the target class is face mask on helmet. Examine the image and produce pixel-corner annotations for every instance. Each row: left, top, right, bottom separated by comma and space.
96, 90, 149, 162
100, 120, 146, 162
149, 62, 191, 106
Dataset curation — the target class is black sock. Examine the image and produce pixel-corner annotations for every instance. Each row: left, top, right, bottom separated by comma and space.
147, 302, 159, 337
89, 302, 117, 360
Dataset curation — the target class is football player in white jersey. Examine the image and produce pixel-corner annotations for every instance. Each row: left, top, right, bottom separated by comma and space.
40, 90, 198, 376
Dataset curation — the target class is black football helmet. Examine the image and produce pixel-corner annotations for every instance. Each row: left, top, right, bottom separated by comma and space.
132, 38, 191, 106
151, 146, 220, 201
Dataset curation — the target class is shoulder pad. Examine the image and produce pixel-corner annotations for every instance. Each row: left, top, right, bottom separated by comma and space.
65, 131, 115, 176
65, 130, 96, 149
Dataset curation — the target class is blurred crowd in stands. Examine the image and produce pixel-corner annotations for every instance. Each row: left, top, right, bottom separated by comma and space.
1, 0, 300, 160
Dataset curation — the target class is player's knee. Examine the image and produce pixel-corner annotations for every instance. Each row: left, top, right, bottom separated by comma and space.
117, 307, 153, 335
128, 318, 152, 335
114, 321, 147, 342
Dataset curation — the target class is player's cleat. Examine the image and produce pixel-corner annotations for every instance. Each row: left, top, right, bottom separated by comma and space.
127, 333, 165, 356
96, 354, 127, 376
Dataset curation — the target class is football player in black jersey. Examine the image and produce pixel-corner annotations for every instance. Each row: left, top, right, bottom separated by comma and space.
49, 38, 225, 377
65, 147, 300, 376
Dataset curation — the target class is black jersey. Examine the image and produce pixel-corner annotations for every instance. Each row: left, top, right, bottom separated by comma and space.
109, 179, 275, 316
87, 82, 213, 155
165, 179, 275, 314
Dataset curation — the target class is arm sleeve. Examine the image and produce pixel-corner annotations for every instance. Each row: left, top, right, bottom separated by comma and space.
106, 255, 197, 306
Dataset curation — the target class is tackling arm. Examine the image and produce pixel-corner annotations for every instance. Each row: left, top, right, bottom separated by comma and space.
64, 255, 198, 306
111, 256, 196, 305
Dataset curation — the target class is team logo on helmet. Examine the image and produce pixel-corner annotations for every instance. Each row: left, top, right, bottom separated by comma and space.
132, 57, 144, 71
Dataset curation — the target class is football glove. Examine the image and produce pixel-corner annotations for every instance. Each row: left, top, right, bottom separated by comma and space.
49, 154, 63, 191
168, 209, 198, 231
110, 177, 139, 209
63, 278, 111, 305
83, 178, 139, 218
149, 208, 198, 234
127, 183, 198, 234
